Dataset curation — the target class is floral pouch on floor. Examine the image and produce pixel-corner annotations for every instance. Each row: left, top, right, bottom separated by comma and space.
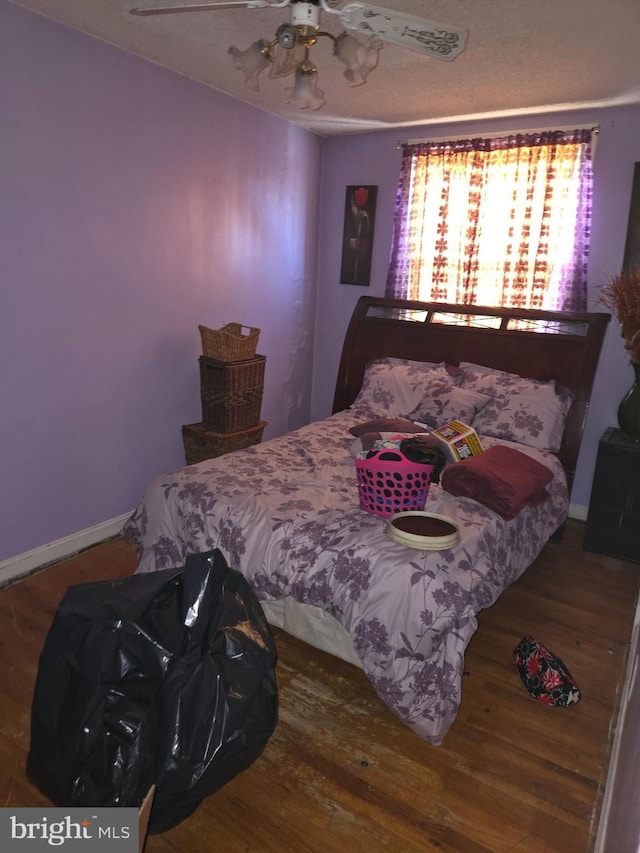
512, 635, 581, 706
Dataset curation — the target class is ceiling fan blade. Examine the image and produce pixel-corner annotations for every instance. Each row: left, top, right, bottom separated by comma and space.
130, 1, 276, 16
337, 2, 467, 61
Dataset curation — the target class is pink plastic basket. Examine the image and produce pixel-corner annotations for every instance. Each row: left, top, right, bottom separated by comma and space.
355, 449, 434, 518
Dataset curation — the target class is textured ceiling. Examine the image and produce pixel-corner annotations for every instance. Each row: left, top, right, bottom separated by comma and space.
9, 0, 640, 137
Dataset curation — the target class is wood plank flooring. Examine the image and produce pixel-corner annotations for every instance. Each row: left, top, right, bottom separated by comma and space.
0, 521, 637, 852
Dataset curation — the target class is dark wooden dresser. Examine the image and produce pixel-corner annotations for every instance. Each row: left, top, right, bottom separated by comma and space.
584, 427, 640, 563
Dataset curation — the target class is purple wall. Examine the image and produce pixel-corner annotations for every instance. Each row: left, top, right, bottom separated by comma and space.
313, 111, 640, 509
0, 2, 321, 561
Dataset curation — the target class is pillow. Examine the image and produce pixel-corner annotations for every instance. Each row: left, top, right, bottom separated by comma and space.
349, 417, 428, 437
385, 358, 463, 382
350, 361, 461, 418
459, 363, 573, 452
407, 381, 491, 429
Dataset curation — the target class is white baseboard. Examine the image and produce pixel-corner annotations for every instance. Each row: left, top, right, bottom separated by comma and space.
569, 502, 588, 522
0, 512, 133, 587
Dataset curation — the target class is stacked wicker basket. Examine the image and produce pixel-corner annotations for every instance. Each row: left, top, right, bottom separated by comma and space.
182, 323, 267, 465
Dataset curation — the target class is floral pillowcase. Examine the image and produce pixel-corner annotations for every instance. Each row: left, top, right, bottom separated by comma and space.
383, 358, 463, 380
459, 362, 573, 453
407, 381, 491, 429
350, 359, 462, 419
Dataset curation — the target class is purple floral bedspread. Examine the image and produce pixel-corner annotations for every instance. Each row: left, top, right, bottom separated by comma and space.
122, 409, 568, 744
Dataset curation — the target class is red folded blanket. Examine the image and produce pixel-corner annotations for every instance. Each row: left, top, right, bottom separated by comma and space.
440, 445, 553, 520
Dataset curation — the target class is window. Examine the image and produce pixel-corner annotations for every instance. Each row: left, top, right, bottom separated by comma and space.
385, 129, 594, 312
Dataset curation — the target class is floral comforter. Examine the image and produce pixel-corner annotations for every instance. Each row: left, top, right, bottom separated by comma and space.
122, 409, 568, 744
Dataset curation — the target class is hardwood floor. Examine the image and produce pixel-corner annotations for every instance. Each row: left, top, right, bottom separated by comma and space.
0, 521, 637, 852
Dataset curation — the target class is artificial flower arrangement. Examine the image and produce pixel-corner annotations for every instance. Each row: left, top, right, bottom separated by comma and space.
600, 266, 640, 363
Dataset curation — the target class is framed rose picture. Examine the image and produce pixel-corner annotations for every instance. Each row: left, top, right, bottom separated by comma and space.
340, 185, 377, 285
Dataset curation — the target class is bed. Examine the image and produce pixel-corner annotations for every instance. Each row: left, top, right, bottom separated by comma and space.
123, 297, 609, 744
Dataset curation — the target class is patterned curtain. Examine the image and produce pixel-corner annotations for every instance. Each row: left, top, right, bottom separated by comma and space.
385, 129, 593, 312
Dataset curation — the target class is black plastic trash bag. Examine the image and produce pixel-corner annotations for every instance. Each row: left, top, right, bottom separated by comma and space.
27, 549, 278, 834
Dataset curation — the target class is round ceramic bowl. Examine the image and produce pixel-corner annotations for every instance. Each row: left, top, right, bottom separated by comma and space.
386, 511, 460, 551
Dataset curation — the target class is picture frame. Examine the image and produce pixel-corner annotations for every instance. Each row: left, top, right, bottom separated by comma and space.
623, 162, 640, 271
340, 185, 377, 286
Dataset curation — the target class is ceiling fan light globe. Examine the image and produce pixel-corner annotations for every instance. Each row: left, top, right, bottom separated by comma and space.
333, 33, 382, 86
286, 67, 325, 110
228, 40, 273, 90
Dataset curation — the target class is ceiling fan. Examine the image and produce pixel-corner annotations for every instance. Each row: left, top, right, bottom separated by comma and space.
130, 0, 468, 111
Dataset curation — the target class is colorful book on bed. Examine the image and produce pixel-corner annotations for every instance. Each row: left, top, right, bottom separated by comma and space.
412, 420, 483, 463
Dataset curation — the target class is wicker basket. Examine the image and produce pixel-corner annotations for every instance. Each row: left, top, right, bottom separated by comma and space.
182, 421, 267, 465
199, 355, 265, 432
199, 323, 260, 363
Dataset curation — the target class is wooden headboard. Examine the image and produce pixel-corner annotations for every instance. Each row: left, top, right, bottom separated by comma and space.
333, 297, 610, 491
